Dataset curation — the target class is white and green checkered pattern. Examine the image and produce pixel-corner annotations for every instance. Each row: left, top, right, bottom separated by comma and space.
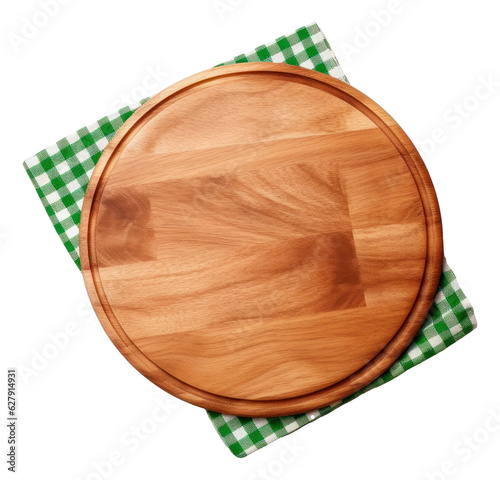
23, 22, 476, 458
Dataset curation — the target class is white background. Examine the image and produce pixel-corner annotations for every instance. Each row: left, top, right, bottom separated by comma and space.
1, 1, 499, 479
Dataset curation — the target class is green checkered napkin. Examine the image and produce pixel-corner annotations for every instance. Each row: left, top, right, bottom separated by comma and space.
23, 23, 476, 458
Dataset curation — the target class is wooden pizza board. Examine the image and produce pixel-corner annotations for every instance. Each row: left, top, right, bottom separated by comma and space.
80, 63, 443, 416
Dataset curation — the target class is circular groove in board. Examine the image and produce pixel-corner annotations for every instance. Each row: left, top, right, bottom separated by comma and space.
80, 63, 443, 416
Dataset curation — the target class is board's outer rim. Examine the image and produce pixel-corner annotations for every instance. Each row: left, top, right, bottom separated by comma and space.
80, 62, 444, 416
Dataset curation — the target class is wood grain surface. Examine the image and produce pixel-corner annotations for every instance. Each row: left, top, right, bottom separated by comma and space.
80, 63, 443, 416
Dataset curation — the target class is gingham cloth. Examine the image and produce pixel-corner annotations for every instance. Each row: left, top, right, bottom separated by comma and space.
23, 23, 477, 458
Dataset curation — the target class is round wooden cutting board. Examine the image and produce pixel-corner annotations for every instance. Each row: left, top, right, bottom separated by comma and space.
80, 63, 443, 417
